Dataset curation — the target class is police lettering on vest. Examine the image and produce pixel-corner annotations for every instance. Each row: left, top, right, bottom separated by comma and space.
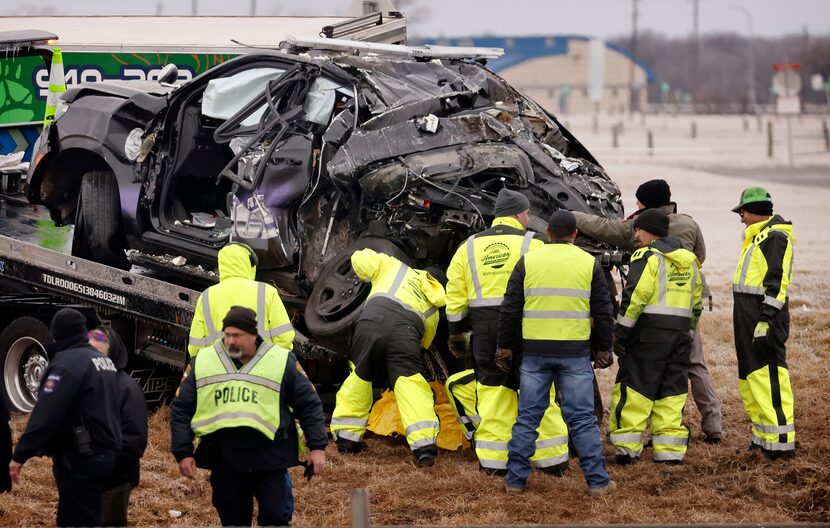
213, 386, 259, 405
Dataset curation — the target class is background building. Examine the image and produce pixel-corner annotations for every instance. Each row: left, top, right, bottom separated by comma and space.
423, 35, 654, 115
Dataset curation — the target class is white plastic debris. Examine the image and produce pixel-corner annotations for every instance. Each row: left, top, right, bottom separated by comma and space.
171, 256, 187, 266
168, 510, 182, 519
416, 114, 439, 134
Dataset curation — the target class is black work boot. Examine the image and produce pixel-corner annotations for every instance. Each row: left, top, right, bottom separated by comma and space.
336, 438, 364, 454
413, 446, 437, 468
538, 460, 569, 477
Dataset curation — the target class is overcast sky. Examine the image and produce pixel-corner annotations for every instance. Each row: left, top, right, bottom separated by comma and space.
5, 0, 829, 39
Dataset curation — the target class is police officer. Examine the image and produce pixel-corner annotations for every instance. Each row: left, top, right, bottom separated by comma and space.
330, 249, 446, 467
572, 179, 723, 444
445, 188, 569, 474
88, 326, 148, 527
498, 210, 615, 494
9, 308, 122, 527
608, 209, 703, 464
731, 187, 796, 460
188, 242, 294, 357
171, 306, 327, 527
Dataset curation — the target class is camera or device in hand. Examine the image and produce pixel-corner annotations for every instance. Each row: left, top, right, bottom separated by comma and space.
596, 250, 629, 269
72, 425, 93, 456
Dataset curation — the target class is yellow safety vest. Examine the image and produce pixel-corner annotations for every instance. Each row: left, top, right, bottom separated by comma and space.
351, 248, 445, 348
192, 341, 289, 440
521, 243, 595, 341
446, 217, 542, 322
732, 218, 795, 310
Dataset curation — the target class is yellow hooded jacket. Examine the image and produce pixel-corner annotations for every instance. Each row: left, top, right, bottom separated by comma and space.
351, 248, 446, 348
187, 244, 295, 357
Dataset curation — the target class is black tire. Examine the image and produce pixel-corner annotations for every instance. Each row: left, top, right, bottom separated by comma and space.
304, 237, 411, 337
0, 317, 52, 413
73, 169, 129, 269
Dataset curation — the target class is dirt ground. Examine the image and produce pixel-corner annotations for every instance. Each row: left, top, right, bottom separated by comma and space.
3, 114, 830, 526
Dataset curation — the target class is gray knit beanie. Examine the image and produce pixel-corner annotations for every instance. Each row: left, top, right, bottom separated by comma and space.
494, 189, 531, 217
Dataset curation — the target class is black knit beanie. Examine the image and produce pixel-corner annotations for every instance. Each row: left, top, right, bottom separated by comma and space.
635, 179, 672, 208
50, 308, 89, 341
633, 208, 670, 238
222, 306, 258, 336
494, 189, 531, 217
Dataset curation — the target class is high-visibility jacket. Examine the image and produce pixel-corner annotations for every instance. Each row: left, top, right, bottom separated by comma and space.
188, 244, 294, 357
521, 243, 596, 343
191, 341, 290, 440
446, 217, 543, 330
617, 238, 703, 335
732, 215, 796, 314
732, 214, 796, 455
351, 248, 446, 348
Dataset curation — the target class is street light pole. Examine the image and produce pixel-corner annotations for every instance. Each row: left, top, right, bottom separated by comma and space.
730, 4, 756, 114
629, 0, 641, 114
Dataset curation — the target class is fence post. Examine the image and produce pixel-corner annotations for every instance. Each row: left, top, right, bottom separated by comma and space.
767, 121, 774, 158
351, 488, 370, 528
647, 130, 654, 156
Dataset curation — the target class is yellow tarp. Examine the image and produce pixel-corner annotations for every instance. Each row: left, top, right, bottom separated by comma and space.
367, 381, 470, 451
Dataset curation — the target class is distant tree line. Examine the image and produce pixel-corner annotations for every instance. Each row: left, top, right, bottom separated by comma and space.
610, 31, 830, 111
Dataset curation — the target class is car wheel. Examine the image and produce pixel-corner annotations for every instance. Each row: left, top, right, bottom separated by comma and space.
73, 169, 129, 269
1, 317, 52, 413
304, 237, 411, 337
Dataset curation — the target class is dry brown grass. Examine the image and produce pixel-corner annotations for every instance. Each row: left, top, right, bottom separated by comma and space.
3, 310, 829, 526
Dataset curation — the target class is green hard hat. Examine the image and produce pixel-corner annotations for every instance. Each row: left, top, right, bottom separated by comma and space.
731, 186, 772, 213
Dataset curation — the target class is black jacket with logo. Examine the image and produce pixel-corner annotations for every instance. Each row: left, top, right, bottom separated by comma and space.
12, 333, 122, 463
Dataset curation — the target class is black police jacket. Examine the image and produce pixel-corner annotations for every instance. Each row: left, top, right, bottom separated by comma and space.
170, 348, 327, 472
12, 333, 122, 463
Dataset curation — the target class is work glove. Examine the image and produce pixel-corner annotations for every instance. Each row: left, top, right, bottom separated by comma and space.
593, 349, 614, 369
300, 461, 315, 482
753, 321, 770, 350
495, 348, 513, 373
612, 334, 627, 359
447, 333, 468, 359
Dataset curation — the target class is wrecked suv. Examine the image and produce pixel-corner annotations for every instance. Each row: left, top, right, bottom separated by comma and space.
26, 39, 623, 353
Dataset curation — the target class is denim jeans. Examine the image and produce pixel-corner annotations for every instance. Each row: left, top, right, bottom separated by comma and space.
506, 355, 609, 490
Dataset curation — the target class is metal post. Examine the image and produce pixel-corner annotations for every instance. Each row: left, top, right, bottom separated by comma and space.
612, 124, 619, 149
647, 130, 654, 156
690, 120, 697, 139
351, 488, 370, 528
629, 0, 641, 114
767, 121, 774, 158
730, 5, 756, 113
823, 119, 829, 151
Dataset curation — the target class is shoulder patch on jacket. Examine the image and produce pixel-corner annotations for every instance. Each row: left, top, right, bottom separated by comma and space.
42, 374, 61, 393
631, 247, 650, 262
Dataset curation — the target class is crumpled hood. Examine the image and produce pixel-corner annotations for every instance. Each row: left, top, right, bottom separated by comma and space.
218, 244, 256, 281
744, 214, 797, 246
416, 270, 447, 308
651, 237, 698, 268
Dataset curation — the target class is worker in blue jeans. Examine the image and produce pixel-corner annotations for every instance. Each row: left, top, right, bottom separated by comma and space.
496, 210, 616, 495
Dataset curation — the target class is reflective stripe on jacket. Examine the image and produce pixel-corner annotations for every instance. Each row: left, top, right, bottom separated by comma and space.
521, 243, 595, 342
617, 238, 703, 333
732, 215, 796, 312
192, 341, 289, 440
351, 248, 446, 348
445, 217, 542, 327
188, 244, 295, 356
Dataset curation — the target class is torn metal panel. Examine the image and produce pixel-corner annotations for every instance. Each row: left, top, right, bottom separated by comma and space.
327, 113, 512, 180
